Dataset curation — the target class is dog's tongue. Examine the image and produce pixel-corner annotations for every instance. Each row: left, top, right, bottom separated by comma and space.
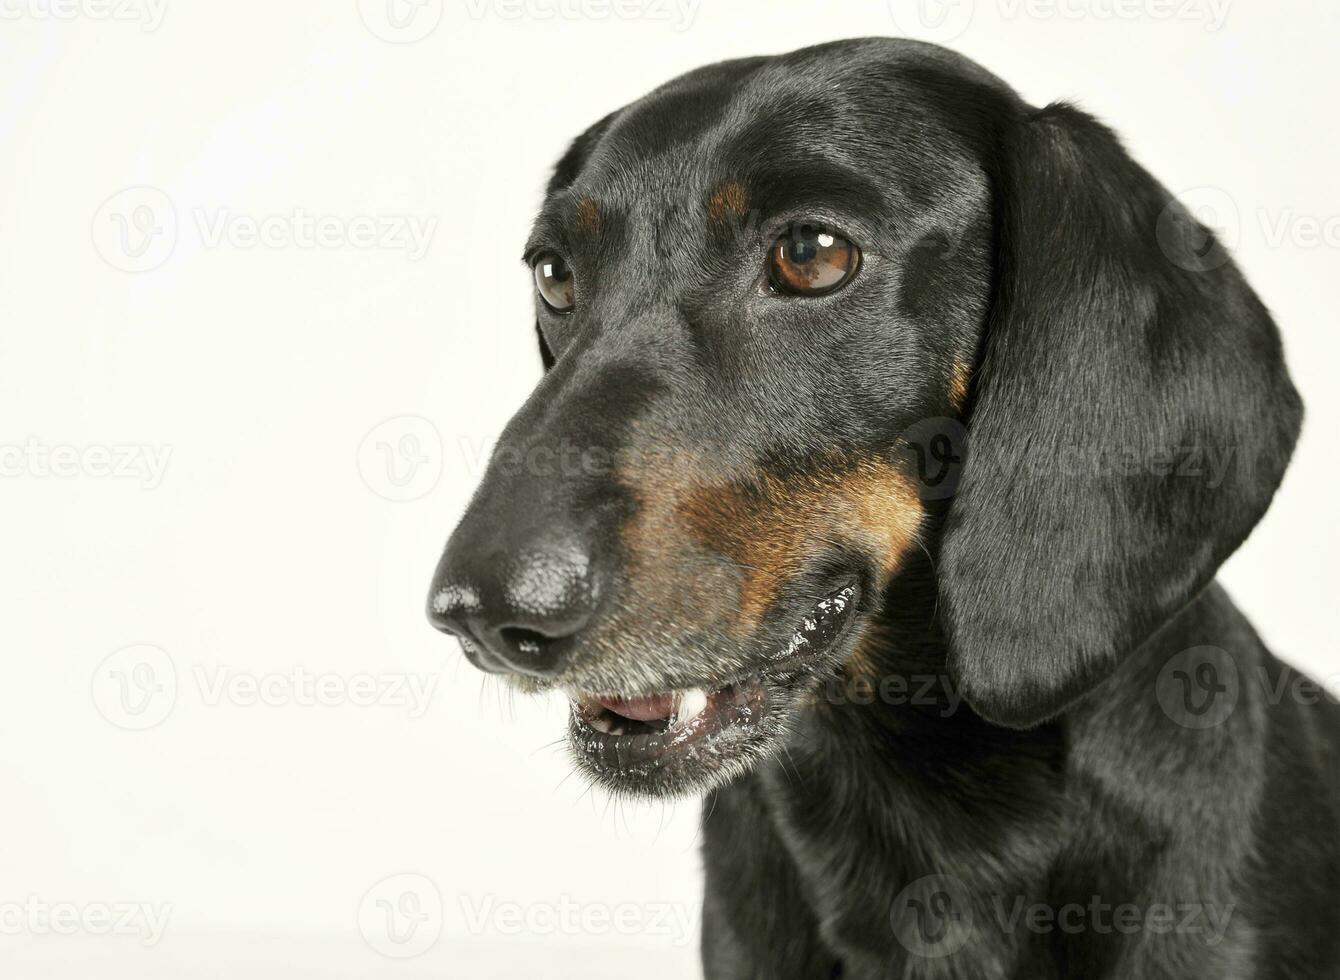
596, 693, 677, 722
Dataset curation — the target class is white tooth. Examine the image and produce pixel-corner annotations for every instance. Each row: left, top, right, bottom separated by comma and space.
578, 701, 615, 734
677, 687, 709, 725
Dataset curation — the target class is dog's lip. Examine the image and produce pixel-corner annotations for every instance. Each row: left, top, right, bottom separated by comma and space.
569, 677, 768, 761
566, 583, 860, 775
590, 691, 680, 723
766, 582, 860, 670
567, 581, 860, 704
572, 682, 730, 733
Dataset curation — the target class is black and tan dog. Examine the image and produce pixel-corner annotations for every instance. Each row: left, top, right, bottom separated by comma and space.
428, 38, 1340, 978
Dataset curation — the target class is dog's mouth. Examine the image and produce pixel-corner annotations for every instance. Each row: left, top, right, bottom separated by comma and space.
566, 584, 860, 797
571, 677, 766, 742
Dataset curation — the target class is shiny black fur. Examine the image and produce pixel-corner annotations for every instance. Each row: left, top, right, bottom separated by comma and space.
509, 38, 1337, 977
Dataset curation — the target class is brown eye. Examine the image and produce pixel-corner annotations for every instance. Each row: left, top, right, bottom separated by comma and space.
769, 225, 860, 296
533, 253, 576, 312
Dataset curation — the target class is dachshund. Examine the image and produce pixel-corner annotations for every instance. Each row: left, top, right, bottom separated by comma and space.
428, 37, 1340, 979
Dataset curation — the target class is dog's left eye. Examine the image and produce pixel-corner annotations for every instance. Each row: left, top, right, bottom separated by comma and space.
533, 252, 576, 312
769, 224, 860, 296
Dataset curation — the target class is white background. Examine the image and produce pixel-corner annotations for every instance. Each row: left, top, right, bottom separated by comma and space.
1, 1, 1336, 976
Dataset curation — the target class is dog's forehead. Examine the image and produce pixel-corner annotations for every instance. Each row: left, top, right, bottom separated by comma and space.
544, 50, 993, 243
577, 70, 872, 200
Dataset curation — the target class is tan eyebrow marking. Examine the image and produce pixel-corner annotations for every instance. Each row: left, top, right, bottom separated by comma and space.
575, 197, 601, 235
706, 180, 749, 224
949, 356, 973, 411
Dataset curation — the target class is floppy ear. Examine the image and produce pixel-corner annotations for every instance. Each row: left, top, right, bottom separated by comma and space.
940, 103, 1303, 728
546, 110, 617, 196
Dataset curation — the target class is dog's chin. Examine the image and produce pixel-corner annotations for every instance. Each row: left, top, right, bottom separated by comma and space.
561, 584, 863, 799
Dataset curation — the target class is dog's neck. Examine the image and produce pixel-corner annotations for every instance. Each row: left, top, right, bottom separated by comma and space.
751, 541, 1070, 971
749, 548, 1261, 976
823, 534, 972, 730
770, 533, 1068, 820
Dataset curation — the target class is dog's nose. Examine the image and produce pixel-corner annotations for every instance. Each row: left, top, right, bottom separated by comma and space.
427, 531, 599, 678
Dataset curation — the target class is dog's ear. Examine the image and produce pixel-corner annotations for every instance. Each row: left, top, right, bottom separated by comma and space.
940, 103, 1303, 729
546, 110, 617, 196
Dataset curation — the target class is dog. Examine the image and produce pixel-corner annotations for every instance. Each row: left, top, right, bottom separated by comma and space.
427, 38, 1340, 978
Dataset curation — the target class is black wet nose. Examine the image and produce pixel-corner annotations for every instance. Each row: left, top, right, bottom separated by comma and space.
427, 531, 599, 677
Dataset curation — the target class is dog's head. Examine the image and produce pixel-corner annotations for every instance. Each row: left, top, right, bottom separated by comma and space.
428, 39, 1301, 797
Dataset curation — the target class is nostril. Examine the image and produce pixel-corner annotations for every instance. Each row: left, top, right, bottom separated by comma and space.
485, 624, 571, 678
428, 533, 600, 678
497, 626, 553, 657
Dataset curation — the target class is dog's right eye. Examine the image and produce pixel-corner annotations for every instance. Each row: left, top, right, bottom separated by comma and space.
533, 253, 576, 313
769, 224, 860, 296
